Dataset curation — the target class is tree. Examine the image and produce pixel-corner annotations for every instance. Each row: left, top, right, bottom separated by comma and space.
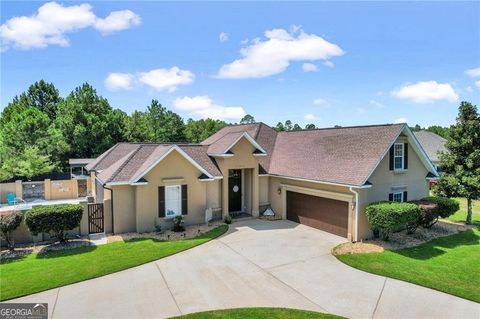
146, 100, 185, 142
0, 212, 23, 250
293, 124, 302, 131
436, 101, 480, 224
126, 111, 151, 142
426, 125, 450, 139
305, 123, 316, 129
275, 122, 285, 132
54, 83, 125, 158
184, 118, 227, 143
240, 114, 255, 124
14, 146, 55, 179
284, 120, 293, 131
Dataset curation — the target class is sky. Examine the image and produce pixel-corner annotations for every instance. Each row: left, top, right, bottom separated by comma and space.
1, 1, 479, 128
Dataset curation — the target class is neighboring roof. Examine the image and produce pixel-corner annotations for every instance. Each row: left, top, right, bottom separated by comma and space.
68, 158, 94, 165
268, 124, 406, 186
413, 131, 447, 162
95, 144, 222, 184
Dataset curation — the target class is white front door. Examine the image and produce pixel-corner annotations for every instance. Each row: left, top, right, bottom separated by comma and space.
165, 185, 182, 217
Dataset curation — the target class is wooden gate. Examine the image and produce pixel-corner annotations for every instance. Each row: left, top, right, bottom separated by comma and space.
88, 203, 104, 234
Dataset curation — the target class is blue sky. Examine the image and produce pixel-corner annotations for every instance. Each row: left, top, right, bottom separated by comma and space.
1, 1, 479, 128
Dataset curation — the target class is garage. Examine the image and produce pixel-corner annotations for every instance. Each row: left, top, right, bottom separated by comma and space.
286, 191, 349, 237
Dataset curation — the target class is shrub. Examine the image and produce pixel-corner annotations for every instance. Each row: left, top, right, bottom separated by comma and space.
224, 214, 232, 225
25, 204, 83, 242
0, 212, 23, 250
366, 202, 421, 240
172, 215, 185, 232
422, 196, 460, 218
409, 200, 440, 229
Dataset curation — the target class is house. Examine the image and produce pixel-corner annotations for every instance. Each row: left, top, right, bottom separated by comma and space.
86, 123, 438, 241
413, 130, 447, 170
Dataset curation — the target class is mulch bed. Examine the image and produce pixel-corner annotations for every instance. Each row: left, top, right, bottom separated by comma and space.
333, 220, 473, 255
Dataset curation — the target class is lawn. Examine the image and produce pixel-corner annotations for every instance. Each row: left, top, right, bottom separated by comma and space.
0, 225, 228, 301
336, 228, 480, 302
172, 308, 343, 319
445, 198, 480, 226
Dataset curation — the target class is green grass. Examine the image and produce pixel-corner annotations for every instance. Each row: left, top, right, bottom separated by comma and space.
0, 225, 228, 301
336, 228, 480, 302
445, 198, 480, 226
171, 308, 343, 319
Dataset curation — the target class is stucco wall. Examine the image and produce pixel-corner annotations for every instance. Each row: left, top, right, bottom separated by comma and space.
0, 183, 16, 204
216, 137, 260, 217
135, 150, 209, 233
112, 185, 136, 233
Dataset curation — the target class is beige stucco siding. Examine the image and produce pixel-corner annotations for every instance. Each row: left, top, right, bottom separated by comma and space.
216, 137, 260, 217
112, 185, 136, 233
259, 176, 270, 206
135, 150, 208, 233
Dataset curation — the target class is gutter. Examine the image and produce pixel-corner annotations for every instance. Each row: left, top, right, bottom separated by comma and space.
349, 186, 359, 242
103, 185, 114, 234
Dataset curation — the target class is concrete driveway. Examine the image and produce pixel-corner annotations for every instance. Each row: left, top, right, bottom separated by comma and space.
11, 219, 479, 319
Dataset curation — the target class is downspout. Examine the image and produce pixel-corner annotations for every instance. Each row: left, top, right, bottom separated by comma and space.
349, 186, 359, 242
103, 185, 114, 234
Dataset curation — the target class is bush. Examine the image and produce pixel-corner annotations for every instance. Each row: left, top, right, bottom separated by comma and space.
172, 215, 185, 232
409, 200, 439, 229
366, 202, 421, 240
0, 212, 23, 250
25, 204, 83, 242
422, 196, 459, 218
224, 214, 232, 225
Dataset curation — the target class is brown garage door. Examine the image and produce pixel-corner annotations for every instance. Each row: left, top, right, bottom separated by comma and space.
287, 191, 348, 237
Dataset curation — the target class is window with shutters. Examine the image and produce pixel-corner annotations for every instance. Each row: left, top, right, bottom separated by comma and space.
165, 185, 182, 217
394, 143, 404, 170
392, 192, 403, 202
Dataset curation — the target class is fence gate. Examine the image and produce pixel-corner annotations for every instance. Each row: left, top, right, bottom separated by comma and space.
88, 203, 104, 234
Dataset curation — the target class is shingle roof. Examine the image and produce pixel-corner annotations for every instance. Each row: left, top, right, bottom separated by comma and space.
93, 144, 222, 184
268, 124, 405, 186
413, 131, 447, 163
206, 132, 245, 155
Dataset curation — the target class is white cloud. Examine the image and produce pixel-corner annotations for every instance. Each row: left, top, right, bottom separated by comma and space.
369, 99, 384, 108
105, 73, 134, 90
466, 86, 473, 93
394, 117, 408, 124
465, 67, 480, 77
105, 67, 194, 92
174, 96, 246, 120
323, 61, 334, 68
94, 10, 141, 35
138, 67, 194, 92
476, 80, 480, 89
219, 32, 229, 42
0, 2, 140, 50
391, 81, 459, 104
240, 38, 249, 45
313, 98, 327, 106
304, 113, 319, 121
302, 63, 318, 72
216, 26, 344, 79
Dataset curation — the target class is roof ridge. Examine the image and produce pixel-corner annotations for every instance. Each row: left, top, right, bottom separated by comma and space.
107, 146, 142, 183
278, 123, 403, 134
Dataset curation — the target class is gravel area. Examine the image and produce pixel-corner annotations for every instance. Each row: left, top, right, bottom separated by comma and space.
333, 220, 473, 255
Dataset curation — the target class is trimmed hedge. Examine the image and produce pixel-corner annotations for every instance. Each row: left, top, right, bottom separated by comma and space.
366, 201, 421, 240
409, 200, 439, 229
421, 196, 459, 218
0, 212, 23, 250
25, 204, 83, 242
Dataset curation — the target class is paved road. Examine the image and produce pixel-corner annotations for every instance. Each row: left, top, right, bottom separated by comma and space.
11, 219, 479, 319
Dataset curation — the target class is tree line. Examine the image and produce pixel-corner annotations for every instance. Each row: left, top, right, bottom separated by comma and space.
0, 80, 314, 181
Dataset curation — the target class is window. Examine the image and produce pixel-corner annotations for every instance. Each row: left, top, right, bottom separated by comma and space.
392, 192, 403, 202
165, 185, 182, 217
394, 143, 404, 170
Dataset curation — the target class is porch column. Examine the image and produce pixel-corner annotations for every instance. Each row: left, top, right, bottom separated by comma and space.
222, 169, 229, 217
252, 166, 259, 217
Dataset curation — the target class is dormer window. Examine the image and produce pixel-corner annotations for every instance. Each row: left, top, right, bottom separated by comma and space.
394, 143, 404, 170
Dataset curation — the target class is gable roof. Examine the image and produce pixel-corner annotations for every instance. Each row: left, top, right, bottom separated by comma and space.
413, 131, 447, 162
268, 124, 407, 186
206, 131, 266, 156
94, 144, 222, 185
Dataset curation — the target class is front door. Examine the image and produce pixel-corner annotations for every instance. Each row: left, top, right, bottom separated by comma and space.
228, 169, 242, 212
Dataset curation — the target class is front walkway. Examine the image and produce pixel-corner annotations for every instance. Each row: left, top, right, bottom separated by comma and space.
11, 219, 479, 319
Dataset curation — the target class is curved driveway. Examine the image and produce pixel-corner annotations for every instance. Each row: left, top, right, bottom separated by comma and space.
12, 219, 479, 319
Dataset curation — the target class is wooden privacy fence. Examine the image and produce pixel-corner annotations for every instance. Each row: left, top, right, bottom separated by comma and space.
88, 203, 104, 234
